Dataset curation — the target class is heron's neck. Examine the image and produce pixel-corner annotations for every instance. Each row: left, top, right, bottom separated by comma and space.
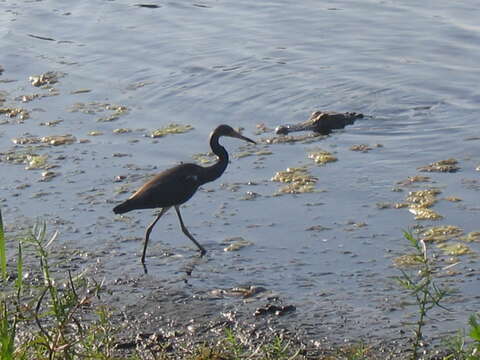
201, 135, 228, 184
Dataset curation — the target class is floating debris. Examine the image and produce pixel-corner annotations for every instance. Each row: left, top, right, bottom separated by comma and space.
350, 144, 382, 152
135, 4, 161, 8
12, 136, 41, 145
418, 158, 460, 173
150, 123, 193, 138
27, 34, 55, 41
16, 90, 59, 103
192, 152, 216, 165
40, 170, 59, 181
234, 148, 272, 159
88, 130, 103, 136
13, 135, 76, 146
393, 254, 424, 267
25, 154, 48, 170
241, 191, 260, 201
406, 189, 441, 208
460, 231, 480, 242
437, 242, 472, 256
306, 225, 330, 231
397, 175, 431, 186
29, 71, 63, 87
70, 89, 91, 94
0, 107, 30, 120
113, 128, 132, 134
125, 81, 154, 90
40, 120, 63, 127
222, 237, 253, 252
41, 134, 76, 146
377, 202, 392, 209
409, 207, 443, 220
2, 149, 38, 165
421, 225, 463, 242
265, 134, 325, 144
254, 123, 272, 135
271, 167, 317, 194
308, 149, 337, 165
69, 102, 128, 122
444, 196, 462, 202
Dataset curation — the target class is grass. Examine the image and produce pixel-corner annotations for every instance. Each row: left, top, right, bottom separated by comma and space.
396, 231, 451, 359
0, 207, 6, 280
0, 219, 479, 359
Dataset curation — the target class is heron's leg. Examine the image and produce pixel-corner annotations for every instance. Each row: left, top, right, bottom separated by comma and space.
142, 207, 170, 264
174, 205, 206, 256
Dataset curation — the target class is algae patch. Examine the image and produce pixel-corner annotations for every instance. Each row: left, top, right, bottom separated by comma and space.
393, 254, 424, 267
308, 149, 337, 165
418, 158, 459, 173
421, 225, 463, 242
437, 242, 472, 256
150, 124, 193, 138
271, 167, 317, 195
69, 102, 128, 122
222, 237, 253, 252
29, 71, 64, 87
192, 152, 216, 165
405, 188, 443, 220
0, 107, 30, 120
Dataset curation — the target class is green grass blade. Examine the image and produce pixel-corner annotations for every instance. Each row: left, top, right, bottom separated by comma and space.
0, 208, 7, 280
15, 242, 23, 293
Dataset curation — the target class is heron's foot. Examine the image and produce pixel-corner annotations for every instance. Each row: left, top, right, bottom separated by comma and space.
142, 261, 148, 275
199, 248, 207, 257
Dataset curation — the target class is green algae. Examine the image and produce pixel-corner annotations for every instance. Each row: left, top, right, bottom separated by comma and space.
0, 107, 30, 120
69, 102, 128, 122
308, 149, 337, 165
405, 188, 443, 220
437, 242, 472, 256
87, 130, 103, 136
271, 167, 317, 195
113, 128, 132, 134
421, 225, 464, 242
396, 175, 431, 186
192, 152, 216, 165
29, 71, 64, 87
222, 237, 253, 252
409, 207, 443, 220
150, 123, 193, 138
418, 158, 460, 173
393, 253, 424, 267
25, 154, 48, 170
234, 149, 272, 159
460, 231, 480, 242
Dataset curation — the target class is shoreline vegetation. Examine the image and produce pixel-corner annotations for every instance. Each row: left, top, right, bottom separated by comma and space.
1, 211, 479, 359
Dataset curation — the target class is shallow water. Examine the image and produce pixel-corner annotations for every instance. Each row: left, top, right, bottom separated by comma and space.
1, 0, 480, 344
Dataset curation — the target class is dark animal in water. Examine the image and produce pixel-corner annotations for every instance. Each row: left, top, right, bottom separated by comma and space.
275, 110, 364, 135
113, 124, 256, 264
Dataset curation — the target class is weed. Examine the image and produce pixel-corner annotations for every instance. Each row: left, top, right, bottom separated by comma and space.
396, 231, 451, 360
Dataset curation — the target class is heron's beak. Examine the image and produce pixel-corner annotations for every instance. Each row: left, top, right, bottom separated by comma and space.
231, 130, 256, 144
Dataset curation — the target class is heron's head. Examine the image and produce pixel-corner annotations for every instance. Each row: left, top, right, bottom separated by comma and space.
213, 124, 256, 144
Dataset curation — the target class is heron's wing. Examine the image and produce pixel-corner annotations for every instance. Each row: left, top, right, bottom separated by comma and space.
128, 163, 202, 209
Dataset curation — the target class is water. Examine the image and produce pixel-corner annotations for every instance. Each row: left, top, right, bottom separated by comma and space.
1, 0, 480, 343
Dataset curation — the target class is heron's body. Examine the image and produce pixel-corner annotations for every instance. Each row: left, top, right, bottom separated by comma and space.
113, 124, 255, 265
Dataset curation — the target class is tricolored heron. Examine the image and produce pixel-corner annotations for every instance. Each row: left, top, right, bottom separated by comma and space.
113, 124, 256, 264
